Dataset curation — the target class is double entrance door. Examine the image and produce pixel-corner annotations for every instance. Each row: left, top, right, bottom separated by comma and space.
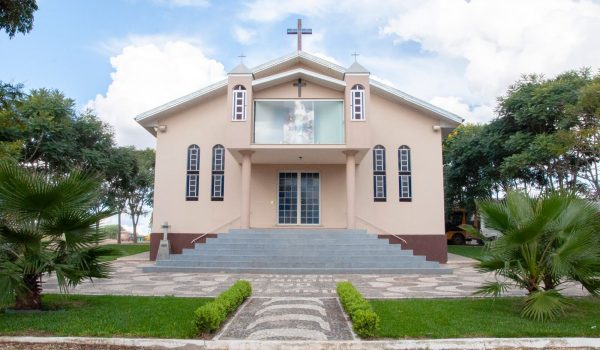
278, 172, 320, 225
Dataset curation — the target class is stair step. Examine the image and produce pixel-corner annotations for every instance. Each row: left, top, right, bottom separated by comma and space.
171, 254, 424, 262
146, 228, 451, 275
143, 266, 453, 274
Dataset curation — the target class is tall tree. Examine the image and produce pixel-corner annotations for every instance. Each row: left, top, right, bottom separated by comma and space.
0, 0, 38, 38
0, 81, 25, 161
125, 148, 155, 243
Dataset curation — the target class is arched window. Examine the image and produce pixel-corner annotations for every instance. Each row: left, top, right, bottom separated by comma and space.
351, 84, 365, 121
232, 85, 246, 121
398, 145, 412, 201
211, 144, 225, 201
373, 145, 386, 201
186, 145, 200, 201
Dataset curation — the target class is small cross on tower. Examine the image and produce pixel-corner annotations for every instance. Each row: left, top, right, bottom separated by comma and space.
237, 53, 246, 63
352, 52, 360, 62
287, 18, 312, 51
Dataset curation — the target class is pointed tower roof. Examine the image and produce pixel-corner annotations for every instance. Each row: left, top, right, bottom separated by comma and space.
346, 61, 369, 74
229, 62, 252, 74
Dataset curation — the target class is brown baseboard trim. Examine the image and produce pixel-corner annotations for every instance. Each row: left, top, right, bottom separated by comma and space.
149, 232, 218, 261
378, 234, 447, 263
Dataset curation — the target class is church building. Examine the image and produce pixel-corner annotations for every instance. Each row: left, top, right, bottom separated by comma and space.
136, 26, 462, 267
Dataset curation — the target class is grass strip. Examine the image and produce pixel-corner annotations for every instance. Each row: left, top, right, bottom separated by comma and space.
371, 297, 600, 339
447, 245, 485, 260
100, 243, 150, 261
0, 294, 210, 338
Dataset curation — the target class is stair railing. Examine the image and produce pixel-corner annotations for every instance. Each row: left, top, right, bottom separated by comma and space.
191, 233, 208, 244
355, 216, 408, 247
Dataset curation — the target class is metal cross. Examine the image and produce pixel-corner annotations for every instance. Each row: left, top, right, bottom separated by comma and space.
352, 52, 360, 62
287, 18, 312, 51
293, 78, 306, 97
238, 53, 246, 63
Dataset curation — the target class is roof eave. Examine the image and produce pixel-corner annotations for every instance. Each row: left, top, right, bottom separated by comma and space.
135, 80, 228, 125
369, 79, 464, 126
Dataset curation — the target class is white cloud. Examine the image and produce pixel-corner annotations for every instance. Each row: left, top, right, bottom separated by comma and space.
381, 0, 600, 105
88, 37, 226, 148
429, 96, 494, 124
232, 26, 257, 45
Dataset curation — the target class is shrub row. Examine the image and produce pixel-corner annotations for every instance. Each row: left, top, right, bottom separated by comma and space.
336, 281, 380, 338
194, 280, 252, 333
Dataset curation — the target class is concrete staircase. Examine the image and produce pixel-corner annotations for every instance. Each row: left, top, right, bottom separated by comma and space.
143, 229, 452, 274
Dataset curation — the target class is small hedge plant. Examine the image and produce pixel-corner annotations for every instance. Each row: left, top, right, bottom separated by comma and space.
194, 280, 252, 333
336, 281, 380, 338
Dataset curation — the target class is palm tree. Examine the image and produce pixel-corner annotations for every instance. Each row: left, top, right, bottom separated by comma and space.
470, 191, 600, 320
0, 162, 119, 309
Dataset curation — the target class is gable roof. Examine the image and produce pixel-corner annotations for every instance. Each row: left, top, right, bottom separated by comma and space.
136, 50, 463, 133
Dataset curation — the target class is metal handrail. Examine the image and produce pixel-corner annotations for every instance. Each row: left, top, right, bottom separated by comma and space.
191, 233, 208, 244
355, 215, 408, 246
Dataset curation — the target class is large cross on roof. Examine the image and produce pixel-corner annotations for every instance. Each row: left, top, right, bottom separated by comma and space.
287, 18, 312, 51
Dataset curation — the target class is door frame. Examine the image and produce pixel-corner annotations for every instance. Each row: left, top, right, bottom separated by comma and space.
276, 170, 321, 226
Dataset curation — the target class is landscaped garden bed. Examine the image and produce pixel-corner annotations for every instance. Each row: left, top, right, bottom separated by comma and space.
371, 297, 600, 339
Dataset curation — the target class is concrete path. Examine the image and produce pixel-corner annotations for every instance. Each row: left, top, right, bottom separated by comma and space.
217, 297, 353, 340
2, 336, 599, 349
41, 259, 589, 298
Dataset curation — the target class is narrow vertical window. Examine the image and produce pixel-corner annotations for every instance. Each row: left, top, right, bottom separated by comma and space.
186, 145, 200, 201
232, 85, 246, 121
211, 144, 225, 201
373, 145, 386, 201
351, 84, 365, 121
398, 145, 412, 201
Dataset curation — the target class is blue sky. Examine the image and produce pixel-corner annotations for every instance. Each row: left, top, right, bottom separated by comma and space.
2, 0, 599, 233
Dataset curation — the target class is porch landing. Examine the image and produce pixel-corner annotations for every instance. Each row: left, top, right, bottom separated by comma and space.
143, 229, 451, 274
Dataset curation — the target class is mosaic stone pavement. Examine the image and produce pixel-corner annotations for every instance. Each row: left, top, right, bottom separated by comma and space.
217, 297, 353, 340
41, 259, 590, 299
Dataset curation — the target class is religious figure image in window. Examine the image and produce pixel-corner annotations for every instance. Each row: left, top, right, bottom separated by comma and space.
283, 101, 314, 144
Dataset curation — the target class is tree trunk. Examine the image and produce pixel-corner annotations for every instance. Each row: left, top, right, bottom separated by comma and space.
132, 221, 138, 244
117, 211, 122, 244
15, 274, 42, 310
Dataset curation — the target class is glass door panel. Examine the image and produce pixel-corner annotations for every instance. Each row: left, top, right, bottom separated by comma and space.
300, 173, 320, 224
278, 172, 320, 225
278, 172, 298, 224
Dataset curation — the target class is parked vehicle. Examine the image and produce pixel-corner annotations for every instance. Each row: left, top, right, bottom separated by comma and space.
445, 209, 482, 245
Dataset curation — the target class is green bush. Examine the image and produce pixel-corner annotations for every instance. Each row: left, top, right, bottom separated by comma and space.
336, 281, 380, 338
194, 280, 251, 333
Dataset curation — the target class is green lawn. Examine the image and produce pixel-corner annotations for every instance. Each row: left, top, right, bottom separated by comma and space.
100, 243, 150, 261
0, 294, 210, 338
447, 245, 485, 260
371, 297, 600, 339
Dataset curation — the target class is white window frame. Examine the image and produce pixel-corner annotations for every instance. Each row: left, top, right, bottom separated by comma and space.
186, 145, 200, 200
351, 84, 365, 121
399, 175, 412, 200
232, 86, 247, 121
398, 146, 412, 201
373, 145, 386, 201
186, 174, 199, 198
211, 145, 225, 200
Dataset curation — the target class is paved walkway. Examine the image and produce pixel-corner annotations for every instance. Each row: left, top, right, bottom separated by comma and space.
41, 257, 589, 299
